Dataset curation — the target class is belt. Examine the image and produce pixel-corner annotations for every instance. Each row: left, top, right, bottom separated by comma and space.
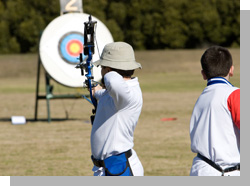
197, 153, 240, 176
91, 149, 132, 168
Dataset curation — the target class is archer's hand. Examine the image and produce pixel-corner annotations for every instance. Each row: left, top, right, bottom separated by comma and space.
92, 84, 103, 97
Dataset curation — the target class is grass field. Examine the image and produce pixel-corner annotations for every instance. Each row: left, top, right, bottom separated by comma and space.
0, 49, 240, 176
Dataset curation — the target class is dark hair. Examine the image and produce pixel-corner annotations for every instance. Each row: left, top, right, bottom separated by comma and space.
111, 68, 134, 78
200, 46, 232, 79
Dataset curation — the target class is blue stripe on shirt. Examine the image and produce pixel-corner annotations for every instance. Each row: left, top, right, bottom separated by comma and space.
207, 77, 233, 87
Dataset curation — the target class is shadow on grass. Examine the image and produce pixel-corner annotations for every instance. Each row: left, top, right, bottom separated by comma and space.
0, 117, 89, 123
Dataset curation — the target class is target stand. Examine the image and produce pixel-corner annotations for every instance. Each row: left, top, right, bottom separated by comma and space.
34, 54, 89, 122
34, 13, 113, 122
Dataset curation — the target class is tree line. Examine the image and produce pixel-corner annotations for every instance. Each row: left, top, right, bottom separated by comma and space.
0, 0, 240, 53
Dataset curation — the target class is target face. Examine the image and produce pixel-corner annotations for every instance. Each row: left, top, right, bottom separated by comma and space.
59, 32, 85, 64
39, 13, 113, 87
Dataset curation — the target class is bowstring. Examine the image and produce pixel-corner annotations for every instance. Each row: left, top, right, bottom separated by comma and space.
94, 24, 101, 58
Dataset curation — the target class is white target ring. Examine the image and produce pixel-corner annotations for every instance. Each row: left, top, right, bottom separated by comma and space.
39, 13, 114, 87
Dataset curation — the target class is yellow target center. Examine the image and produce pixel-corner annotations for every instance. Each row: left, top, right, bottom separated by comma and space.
70, 43, 80, 53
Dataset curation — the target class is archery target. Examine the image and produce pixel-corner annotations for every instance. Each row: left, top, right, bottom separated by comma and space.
59, 32, 85, 64
39, 13, 114, 87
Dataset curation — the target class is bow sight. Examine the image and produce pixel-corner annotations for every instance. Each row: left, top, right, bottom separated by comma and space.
84, 15, 96, 56
76, 15, 97, 124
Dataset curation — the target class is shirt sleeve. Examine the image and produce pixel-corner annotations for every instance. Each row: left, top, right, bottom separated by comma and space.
94, 89, 106, 100
104, 71, 131, 109
227, 89, 240, 129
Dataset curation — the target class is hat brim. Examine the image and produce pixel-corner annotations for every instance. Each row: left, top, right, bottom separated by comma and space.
93, 59, 142, 70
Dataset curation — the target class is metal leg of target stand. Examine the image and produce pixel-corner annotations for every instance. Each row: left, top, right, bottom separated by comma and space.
46, 98, 51, 123
45, 73, 52, 122
34, 56, 52, 123
34, 55, 41, 121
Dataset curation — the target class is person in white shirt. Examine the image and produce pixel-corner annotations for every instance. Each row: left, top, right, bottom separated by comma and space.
189, 46, 240, 176
90, 42, 144, 176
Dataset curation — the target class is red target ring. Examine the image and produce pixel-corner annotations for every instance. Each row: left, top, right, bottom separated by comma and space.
66, 39, 83, 56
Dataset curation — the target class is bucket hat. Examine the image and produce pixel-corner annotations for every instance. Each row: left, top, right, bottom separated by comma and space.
93, 42, 142, 70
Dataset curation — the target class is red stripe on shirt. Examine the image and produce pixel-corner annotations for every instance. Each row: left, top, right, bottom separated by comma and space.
227, 89, 240, 129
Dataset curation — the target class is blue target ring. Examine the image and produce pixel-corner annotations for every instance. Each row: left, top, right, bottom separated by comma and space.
58, 32, 86, 64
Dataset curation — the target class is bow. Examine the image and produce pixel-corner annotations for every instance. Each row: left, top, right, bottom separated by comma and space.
76, 15, 98, 124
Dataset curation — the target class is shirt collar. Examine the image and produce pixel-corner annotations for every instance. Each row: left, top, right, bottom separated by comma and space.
207, 77, 233, 87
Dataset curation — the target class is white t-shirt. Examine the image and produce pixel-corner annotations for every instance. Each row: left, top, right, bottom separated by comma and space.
91, 71, 143, 160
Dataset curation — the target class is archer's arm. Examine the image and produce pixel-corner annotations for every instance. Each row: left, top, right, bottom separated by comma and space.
104, 71, 131, 109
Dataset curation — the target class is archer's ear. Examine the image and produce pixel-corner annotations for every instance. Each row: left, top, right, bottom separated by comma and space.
229, 65, 234, 77
201, 70, 207, 80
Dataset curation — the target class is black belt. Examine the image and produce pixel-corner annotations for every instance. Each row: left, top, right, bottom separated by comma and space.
91, 149, 132, 168
197, 153, 240, 176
